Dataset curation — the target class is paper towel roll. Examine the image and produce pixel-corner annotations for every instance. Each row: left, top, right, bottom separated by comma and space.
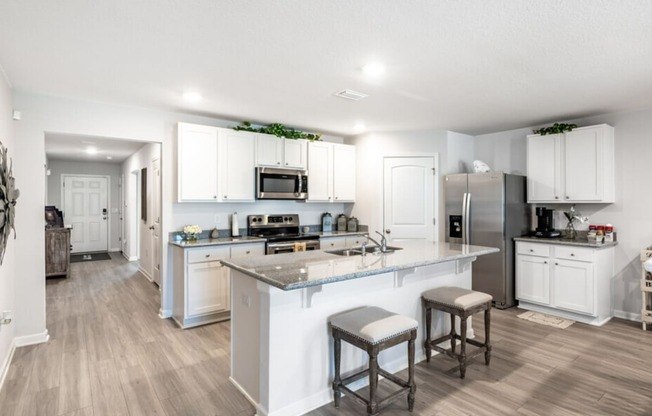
231, 212, 240, 237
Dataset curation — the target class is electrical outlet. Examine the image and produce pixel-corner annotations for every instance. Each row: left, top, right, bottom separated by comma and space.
1, 310, 12, 325
241, 295, 251, 307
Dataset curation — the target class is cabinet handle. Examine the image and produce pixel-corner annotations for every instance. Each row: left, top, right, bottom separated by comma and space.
565, 196, 569, 199
246, 250, 250, 254
277, 162, 280, 165
555, 196, 559, 199
529, 249, 534, 252
335, 196, 338, 200
285, 162, 288, 165
570, 253, 575, 257
224, 195, 227, 199
213, 195, 217, 199
555, 262, 559, 266
544, 261, 548, 264
205, 254, 210, 258
328, 196, 331, 200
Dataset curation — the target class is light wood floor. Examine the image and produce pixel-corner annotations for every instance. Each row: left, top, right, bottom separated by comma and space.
1, 254, 651, 416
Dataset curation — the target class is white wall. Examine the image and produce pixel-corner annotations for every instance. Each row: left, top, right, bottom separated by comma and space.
0, 70, 16, 386
446, 131, 475, 174
11, 91, 345, 338
46, 159, 123, 251
474, 108, 652, 319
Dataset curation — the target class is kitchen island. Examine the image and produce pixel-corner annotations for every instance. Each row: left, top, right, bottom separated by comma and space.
221, 240, 499, 416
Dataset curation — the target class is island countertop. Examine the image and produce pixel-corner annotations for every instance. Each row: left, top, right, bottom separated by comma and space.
220, 240, 499, 290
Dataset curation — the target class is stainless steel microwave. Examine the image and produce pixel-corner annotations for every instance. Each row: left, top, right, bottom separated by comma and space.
256, 167, 308, 200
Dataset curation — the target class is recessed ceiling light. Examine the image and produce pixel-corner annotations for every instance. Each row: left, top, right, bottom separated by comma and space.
353, 123, 366, 132
182, 91, 202, 102
106, 156, 113, 160
85, 147, 98, 155
362, 62, 385, 78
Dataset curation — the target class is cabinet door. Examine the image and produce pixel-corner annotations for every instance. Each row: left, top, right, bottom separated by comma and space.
332, 144, 356, 202
516, 254, 550, 305
178, 123, 219, 201
283, 139, 308, 169
321, 237, 346, 250
256, 134, 283, 167
564, 127, 604, 202
219, 129, 255, 202
527, 134, 562, 202
552, 259, 595, 315
186, 261, 229, 317
307, 142, 333, 202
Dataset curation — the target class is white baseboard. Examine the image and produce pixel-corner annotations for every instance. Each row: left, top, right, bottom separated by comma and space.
159, 309, 172, 319
614, 309, 641, 322
138, 267, 152, 282
14, 330, 49, 347
121, 252, 138, 262
230, 377, 267, 416
0, 338, 16, 393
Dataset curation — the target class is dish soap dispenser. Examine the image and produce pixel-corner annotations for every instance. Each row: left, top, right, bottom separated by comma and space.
231, 212, 240, 237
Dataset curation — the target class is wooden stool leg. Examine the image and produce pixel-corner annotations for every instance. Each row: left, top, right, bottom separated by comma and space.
484, 306, 492, 366
333, 336, 342, 408
424, 305, 432, 362
368, 348, 379, 415
458, 316, 467, 379
449, 313, 457, 354
407, 333, 416, 411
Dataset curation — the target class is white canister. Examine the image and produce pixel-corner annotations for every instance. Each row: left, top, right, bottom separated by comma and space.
231, 212, 240, 237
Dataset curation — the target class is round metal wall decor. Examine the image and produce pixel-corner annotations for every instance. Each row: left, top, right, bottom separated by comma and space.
0, 141, 19, 265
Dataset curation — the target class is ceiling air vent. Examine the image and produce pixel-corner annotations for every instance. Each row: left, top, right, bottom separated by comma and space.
334, 89, 368, 101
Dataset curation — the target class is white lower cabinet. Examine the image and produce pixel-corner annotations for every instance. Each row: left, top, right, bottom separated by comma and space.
172, 242, 265, 328
320, 236, 346, 250
515, 241, 614, 326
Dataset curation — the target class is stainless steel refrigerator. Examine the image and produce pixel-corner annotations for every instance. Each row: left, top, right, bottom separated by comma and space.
444, 172, 528, 309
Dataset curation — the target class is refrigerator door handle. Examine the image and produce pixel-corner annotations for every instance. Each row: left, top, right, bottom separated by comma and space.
461, 192, 468, 244
465, 193, 471, 244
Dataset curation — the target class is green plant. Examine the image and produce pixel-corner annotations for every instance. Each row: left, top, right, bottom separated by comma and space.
233, 121, 321, 141
533, 123, 578, 135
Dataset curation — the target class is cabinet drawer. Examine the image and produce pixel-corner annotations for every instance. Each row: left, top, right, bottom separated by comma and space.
554, 246, 593, 262
321, 237, 346, 249
231, 243, 265, 258
517, 242, 550, 257
345, 235, 366, 247
187, 246, 230, 263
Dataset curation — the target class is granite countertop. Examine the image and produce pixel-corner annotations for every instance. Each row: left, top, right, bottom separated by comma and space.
514, 235, 618, 248
310, 230, 367, 238
169, 236, 266, 248
221, 240, 499, 291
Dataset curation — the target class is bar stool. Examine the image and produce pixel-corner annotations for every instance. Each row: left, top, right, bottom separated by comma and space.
422, 287, 492, 379
330, 306, 418, 415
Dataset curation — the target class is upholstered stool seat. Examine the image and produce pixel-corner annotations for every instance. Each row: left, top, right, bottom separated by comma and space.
422, 287, 492, 379
330, 306, 418, 415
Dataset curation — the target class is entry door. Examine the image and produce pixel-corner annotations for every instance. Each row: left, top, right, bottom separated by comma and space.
63, 175, 109, 253
151, 158, 161, 286
383, 157, 436, 240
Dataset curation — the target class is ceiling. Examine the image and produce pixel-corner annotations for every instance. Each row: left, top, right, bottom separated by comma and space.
45, 132, 147, 163
2, 1, 652, 137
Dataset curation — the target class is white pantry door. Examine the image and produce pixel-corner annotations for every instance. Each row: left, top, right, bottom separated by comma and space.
151, 158, 161, 286
383, 157, 437, 240
63, 175, 109, 253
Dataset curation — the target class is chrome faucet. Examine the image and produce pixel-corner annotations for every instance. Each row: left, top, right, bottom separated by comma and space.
365, 231, 388, 253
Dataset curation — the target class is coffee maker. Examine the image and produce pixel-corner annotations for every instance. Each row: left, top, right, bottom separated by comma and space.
532, 207, 561, 238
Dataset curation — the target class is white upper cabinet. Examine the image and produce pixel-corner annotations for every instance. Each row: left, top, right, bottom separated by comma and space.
307, 142, 355, 203
527, 124, 615, 203
332, 144, 356, 202
178, 123, 255, 203
218, 129, 255, 202
255, 133, 308, 169
178, 122, 219, 202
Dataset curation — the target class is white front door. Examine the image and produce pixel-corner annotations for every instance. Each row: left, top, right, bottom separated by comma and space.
63, 175, 109, 253
151, 158, 161, 286
383, 157, 437, 240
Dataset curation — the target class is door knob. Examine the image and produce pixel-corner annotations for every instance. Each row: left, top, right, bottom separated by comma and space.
385, 229, 391, 234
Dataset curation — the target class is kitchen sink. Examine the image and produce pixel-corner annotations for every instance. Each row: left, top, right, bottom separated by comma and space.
326, 246, 403, 256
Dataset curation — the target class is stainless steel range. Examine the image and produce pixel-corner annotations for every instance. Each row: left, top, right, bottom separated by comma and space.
247, 214, 320, 255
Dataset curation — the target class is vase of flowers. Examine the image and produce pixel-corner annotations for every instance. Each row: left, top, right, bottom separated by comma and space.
182, 225, 202, 241
563, 205, 588, 240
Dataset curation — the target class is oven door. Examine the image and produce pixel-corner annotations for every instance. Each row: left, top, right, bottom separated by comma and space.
256, 167, 308, 200
266, 240, 320, 255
